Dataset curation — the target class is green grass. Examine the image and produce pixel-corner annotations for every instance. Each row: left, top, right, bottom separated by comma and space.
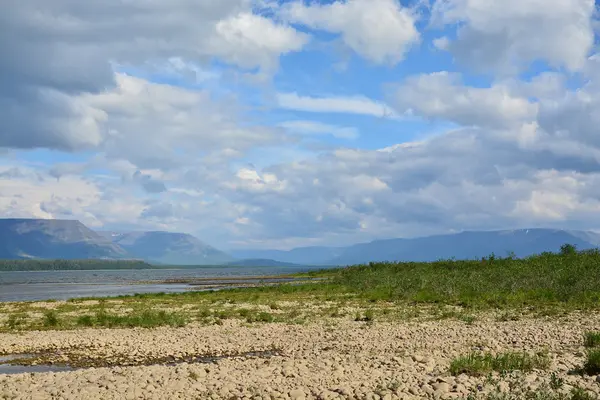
584, 331, 600, 348
449, 351, 551, 376
583, 348, 600, 375
466, 387, 599, 400
331, 249, 600, 308
4, 245, 600, 333
42, 310, 60, 327
75, 309, 187, 329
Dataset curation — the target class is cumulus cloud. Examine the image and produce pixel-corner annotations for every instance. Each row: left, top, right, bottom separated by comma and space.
281, 0, 419, 64
388, 71, 537, 128
430, 0, 596, 74
87, 73, 288, 170
0, 0, 308, 151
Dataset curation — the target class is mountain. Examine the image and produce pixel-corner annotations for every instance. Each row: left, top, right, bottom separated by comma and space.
230, 246, 343, 265
99, 231, 233, 265
231, 229, 600, 266
0, 219, 129, 260
225, 258, 305, 267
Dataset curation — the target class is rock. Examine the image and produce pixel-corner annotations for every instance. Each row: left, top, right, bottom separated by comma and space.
289, 389, 306, 400
432, 383, 450, 393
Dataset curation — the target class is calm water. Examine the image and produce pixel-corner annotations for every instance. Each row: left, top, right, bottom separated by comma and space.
0, 265, 326, 302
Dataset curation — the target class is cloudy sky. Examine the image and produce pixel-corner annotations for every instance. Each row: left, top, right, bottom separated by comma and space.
1, 0, 599, 250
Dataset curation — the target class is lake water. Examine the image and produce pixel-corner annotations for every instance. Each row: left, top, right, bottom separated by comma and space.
0, 265, 327, 302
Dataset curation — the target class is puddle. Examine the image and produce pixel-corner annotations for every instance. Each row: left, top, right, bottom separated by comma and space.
0, 354, 74, 375
0, 349, 281, 375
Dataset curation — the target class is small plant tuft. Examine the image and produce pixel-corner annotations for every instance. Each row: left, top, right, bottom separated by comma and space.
449, 351, 550, 376
583, 348, 600, 375
42, 310, 60, 327
584, 331, 600, 348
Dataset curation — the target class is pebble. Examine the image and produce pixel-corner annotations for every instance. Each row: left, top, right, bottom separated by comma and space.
0, 313, 598, 399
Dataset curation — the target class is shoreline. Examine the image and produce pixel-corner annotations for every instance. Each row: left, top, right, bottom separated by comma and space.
1, 311, 600, 399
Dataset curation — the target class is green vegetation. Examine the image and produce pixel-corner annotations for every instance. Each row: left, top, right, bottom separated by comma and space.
0, 259, 154, 271
42, 310, 60, 327
3, 244, 600, 332
466, 387, 599, 400
584, 349, 600, 375
449, 351, 551, 376
584, 331, 600, 348
75, 309, 187, 328
331, 248, 600, 307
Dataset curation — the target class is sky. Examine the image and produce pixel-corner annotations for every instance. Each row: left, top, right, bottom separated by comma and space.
1, 0, 600, 251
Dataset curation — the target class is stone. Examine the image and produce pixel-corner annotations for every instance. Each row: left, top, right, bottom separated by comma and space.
432, 383, 450, 393
289, 389, 306, 400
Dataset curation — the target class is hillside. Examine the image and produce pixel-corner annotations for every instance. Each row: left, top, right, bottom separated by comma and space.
99, 231, 233, 265
225, 258, 305, 267
231, 229, 600, 266
230, 246, 343, 265
0, 219, 129, 260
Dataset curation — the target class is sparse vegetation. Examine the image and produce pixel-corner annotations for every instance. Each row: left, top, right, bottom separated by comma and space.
584, 349, 600, 375
75, 309, 187, 328
2, 244, 600, 333
466, 387, 599, 400
42, 310, 60, 327
584, 331, 600, 348
449, 351, 551, 376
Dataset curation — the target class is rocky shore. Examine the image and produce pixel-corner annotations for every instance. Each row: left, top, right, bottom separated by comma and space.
1, 312, 600, 399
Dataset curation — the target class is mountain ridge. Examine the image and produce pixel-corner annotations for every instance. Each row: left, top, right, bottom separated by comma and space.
0, 218, 129, 260
98, 230, 233, 265
232, 228, 600, 266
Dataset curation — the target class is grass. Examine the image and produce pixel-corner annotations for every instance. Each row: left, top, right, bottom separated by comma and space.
331, 249, 600, 308
583, 349, 600, 375
74, 309, 187, 329
42, 310, 60, 327
584, 331, 600, 348
3, 245, 600, 333
449, 351, 551, 376
466, 387, 600, 400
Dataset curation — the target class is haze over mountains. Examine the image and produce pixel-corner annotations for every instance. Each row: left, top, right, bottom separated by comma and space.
96, 231, 233, 266
1, 218, 599, 266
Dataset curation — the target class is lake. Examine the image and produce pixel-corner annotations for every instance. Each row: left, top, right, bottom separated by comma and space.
0, 265, 327, 302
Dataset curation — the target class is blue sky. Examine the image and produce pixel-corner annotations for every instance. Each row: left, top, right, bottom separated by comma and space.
1, 0, 600, 250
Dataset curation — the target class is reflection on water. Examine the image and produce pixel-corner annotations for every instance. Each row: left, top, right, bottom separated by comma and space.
0, 265, 326, 302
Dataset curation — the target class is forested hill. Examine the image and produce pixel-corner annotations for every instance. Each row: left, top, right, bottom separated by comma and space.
0, 259, 154, 271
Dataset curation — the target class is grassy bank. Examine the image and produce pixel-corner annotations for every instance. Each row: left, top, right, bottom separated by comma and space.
2, 246, 600, 332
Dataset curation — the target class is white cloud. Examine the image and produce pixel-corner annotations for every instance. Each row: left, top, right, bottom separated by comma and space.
431, 0, 596, 74
276, 92, 397, 117
84, 73, 288, 169
281, 0, 419, 64
389, 71, 538, 128
0, 0, 308, 151
279, 120, 359, 139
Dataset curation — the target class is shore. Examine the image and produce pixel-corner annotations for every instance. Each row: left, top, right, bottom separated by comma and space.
1, 305, 600, 399
3, 252, 600, 399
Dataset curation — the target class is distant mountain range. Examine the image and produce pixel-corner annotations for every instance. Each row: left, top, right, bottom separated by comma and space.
96, 231, 233, 265
1, 218, 599, 266
231, 228, 600, 266
0, 219, 128, 260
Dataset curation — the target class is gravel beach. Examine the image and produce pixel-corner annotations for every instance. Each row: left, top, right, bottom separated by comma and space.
1, 312, 600, 399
